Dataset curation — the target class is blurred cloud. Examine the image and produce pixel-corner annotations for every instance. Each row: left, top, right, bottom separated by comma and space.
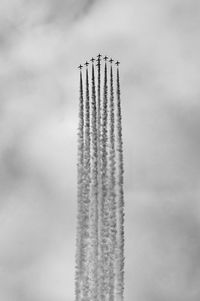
0, 0, 200, 300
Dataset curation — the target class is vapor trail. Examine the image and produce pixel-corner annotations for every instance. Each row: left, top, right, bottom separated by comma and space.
116, 67, 125, 301
75, 57, 125, 301
99, 60, 110, 301
75, 70, 84, 301
89, 63, 99, 300
97, 58, 101, 144
81, 66, 91, 300
108, 63, 117, 301
96, 58, 102, 301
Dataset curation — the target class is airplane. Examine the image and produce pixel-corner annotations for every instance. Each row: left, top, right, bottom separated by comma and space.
96, 58, 101, 65
109, 58, 114, 63
104, 56, 108, 61
115, 61, 120, 66
84, 61, 89, 67
90, 58, 95, 63
78, 64, 83, 69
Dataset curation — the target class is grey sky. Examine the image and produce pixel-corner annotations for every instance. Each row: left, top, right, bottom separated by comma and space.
0, 0, 200, 300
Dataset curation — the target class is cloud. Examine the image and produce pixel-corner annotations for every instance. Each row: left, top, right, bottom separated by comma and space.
0, 0, 200, 300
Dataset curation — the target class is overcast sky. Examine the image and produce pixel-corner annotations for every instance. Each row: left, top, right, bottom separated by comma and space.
1, 0, 200, 300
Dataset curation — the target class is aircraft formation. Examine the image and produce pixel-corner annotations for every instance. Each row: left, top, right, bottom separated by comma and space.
78, 53, 120, 70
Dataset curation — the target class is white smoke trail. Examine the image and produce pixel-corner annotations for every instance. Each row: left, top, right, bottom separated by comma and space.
75, 58, 125, 301
75, 70, 84, 301
96, 58, 103, 301
115, 66, 125, 301
89, 63, 99, 300
99, 60, 110, 301
108, 63, 117, 301
81, 66, 91, 301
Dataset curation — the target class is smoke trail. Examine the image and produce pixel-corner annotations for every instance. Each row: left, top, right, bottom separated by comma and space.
108, 63, 117, 301
116, 67, 125, 301
97, 57, 101, 147
81, 66, 91, 301
75, 70, 84, 301
96, 58, 102, 301
75, 57, 125, 301
99, 60, 110, 301
89, 63, 99, 300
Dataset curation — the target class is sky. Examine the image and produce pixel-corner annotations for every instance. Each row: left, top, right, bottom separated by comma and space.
1, 0, 200, 300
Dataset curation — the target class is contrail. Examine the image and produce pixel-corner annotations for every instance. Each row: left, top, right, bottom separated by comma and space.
100, 59, 109, 301
75, 69, 84, 301
108, 62, 117, 301
75, 57, 125, 301
89, 62, 98, 300
96, 56, 102, 301
81, 65, 91, 300
116, 66, 125, 301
